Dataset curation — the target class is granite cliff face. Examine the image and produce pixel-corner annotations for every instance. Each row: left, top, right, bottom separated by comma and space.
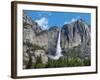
23, 13, 59, 68
23, 13, 91, 69
61, 19, 91, 58
47, 26, 59, 56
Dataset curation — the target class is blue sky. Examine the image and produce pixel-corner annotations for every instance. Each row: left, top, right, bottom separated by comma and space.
23, 10, 91, 30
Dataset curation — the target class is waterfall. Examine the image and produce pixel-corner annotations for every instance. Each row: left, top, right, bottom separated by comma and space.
55, 31, 62, 58
48, 31, 62, 60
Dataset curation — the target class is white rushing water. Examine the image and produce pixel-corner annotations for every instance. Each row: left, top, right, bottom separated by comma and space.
48, 31, 62, 60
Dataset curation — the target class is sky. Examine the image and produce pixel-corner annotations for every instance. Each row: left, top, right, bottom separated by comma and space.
23, 10, 91, 30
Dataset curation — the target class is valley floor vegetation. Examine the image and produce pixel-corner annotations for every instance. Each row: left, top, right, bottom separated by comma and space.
23, 42, 90, 69
25, 55, 90, 69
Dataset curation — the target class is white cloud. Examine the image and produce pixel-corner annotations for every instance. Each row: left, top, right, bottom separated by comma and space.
64, 21, 68, 24
71, 18, 75, 22
35, 17, 48, 30
71, 16, 81, 22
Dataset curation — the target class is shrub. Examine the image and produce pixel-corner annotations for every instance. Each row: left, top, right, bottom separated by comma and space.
83, 58, 91, 66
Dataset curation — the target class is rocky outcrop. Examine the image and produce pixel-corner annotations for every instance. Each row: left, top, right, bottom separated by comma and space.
34, 50, 48, 64
23, 13, 48, 69
61, 19, 91, 58
23, 13, 59, 68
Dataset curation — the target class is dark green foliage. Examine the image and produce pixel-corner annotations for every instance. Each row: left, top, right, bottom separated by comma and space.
25, 55, 91, 69
34, 55, 46, 68
26, 56, 32, 69
32, 55, 90, 69
67, 57, 83, 67
32, 44, 44, 50
34, 63, 46, 68
83, 58, 91, 66
38, 56, 89, 68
